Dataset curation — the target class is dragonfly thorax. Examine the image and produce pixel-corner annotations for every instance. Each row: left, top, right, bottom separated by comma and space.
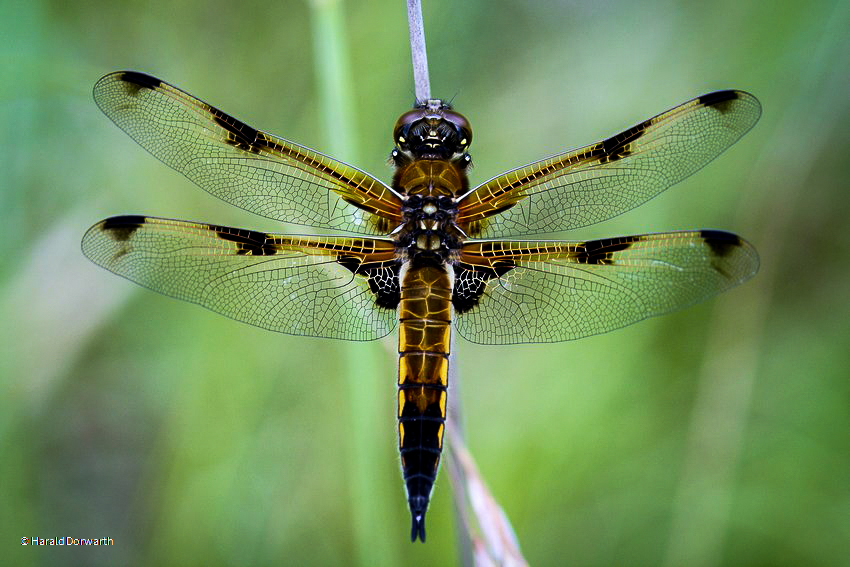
398, 194, 463, 261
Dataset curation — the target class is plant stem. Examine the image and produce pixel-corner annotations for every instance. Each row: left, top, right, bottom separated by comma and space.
406, 0, 431, 101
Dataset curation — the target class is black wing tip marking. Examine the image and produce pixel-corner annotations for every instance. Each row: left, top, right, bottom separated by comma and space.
93, 71, 162, 102
211, 225, 278, 256
116, 71, 163, 94
700, 230, 758, 281
572, 235, 643, 265
107, 69, 264, 154
100, 215, 147, 242
119, 71, 162, 89
700, 229, 743, 258
698, 90, 741, 113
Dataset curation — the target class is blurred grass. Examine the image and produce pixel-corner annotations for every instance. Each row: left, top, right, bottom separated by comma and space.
2, 0, 849, 565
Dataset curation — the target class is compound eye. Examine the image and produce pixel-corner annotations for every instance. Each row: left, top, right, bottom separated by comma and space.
393, 108, 427, 142
453, 124, 472, 149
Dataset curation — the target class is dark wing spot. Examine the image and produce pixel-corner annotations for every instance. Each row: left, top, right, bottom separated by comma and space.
698, 90, 740, 114
101, 215, 146, 242
572, 236, 641, 265
598, 118, 651, 163
213, 112, 264, 154
368, 263, 401, 309
212, 225, 277, 255
336, 256, 361, 273
700, 229, 742, 258
119, 71, 162, 95
337, 257, 401, 309
452, 261, 515, 313
491, 261, 515, 277
601, 135, 621, 156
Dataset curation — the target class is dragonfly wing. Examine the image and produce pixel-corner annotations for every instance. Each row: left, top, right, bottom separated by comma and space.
82, 215, 400, 340
94, 71, 403, 235
457, 91, 761, 238
453, 230, 758, 344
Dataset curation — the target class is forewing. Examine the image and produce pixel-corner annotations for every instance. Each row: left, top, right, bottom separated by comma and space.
93, 71, 403, 235
453, 231, 759, 344
457, 91, 761, 238
81, 215, 400, 340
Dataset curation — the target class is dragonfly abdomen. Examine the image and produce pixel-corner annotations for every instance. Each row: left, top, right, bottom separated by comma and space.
397, 263, 453, 542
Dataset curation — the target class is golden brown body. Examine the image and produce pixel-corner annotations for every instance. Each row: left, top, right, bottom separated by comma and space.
392, 157, 468, 541
397, 264, 452, 542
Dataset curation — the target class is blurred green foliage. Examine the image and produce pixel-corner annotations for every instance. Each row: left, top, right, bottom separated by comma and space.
2, 0, 849, 565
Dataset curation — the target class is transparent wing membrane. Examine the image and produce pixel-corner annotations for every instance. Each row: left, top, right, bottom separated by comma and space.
454, 230, 759, 344
94, 71, 403, 235
82, 215, 398, 340
457, 91, 761, 238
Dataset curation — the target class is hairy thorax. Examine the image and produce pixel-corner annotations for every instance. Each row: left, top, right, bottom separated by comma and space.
393, 160, 469, 265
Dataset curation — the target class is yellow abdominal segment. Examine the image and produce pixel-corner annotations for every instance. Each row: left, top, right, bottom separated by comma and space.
397, 264, 452, 524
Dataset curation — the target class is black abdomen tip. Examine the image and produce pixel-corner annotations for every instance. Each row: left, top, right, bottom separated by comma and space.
410, 512, 427, 542
409, 494, 429, 542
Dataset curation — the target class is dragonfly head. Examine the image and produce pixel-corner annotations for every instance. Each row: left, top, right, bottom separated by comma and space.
392, 99, 472, 164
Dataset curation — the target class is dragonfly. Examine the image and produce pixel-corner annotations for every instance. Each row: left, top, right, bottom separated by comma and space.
82, 71, 760, 542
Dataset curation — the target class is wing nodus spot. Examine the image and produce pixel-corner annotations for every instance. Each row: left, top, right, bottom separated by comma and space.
213, 114, 264, 154
597, 118, 651, 163
212, 225, 277, 256
572, 235, 642, 265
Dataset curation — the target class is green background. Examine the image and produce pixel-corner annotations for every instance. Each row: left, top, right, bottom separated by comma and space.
2, 0, 848, 565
